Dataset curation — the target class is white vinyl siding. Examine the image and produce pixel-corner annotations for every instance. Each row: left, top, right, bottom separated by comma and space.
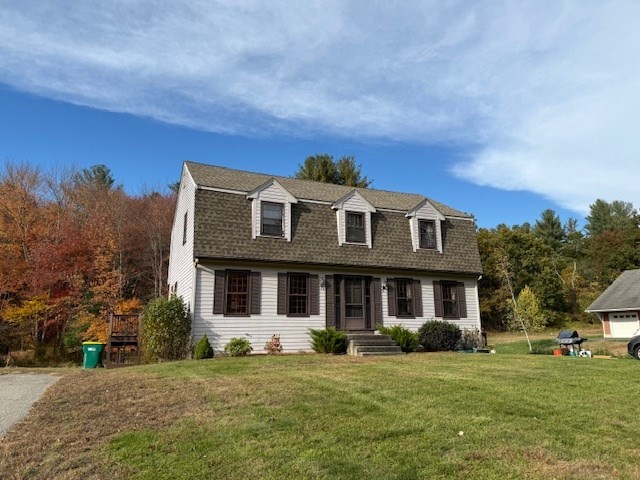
167, 166, 196, 309
382, 277, 480, 333
193, 264, 328, 353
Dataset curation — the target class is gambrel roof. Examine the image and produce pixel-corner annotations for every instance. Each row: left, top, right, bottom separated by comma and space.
185, 162, 482, 275
586, 269, 640, 312
186, 162, 471, 217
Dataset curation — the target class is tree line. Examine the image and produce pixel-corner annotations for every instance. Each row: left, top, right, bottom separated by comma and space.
0, 161, 174, 360
2, 154, 636, 362
479, 201, 640, 331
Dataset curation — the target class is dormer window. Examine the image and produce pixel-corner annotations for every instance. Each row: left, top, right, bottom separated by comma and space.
261, 202, 283, 237
406, 199, 445, 253
346, 212, 366, 243
247, 178, 298, 242
419, 220, 436, 249
332, 190, 376, 249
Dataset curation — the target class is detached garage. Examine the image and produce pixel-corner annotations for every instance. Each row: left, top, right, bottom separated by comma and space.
586, 269, 640, 339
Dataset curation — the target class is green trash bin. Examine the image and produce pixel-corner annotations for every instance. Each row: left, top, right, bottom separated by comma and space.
82, 342, 105, 369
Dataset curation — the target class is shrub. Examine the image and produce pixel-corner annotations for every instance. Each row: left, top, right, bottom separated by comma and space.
378, 325, 419, 353
224, 337, 253, 357
309, 327, 348, 354
141, 296, 191, 362
418, 320, 461, 352
193, 334, 214, 360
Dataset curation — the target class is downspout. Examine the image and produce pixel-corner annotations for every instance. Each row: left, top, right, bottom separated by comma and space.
190, 258, 199, 351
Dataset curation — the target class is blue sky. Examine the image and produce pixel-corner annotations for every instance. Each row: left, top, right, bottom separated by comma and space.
1, 1, 639, 228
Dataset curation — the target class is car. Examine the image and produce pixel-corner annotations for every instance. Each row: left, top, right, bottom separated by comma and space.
628, 335, 640, 360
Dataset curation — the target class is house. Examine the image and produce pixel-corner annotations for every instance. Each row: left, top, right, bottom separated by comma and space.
586, 269, 640, 338
167, 162, 483, 352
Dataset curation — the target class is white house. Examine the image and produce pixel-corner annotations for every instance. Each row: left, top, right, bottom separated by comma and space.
168, 162, 483, 353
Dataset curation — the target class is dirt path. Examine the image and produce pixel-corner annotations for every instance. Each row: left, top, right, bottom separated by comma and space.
0, 374, 60, 437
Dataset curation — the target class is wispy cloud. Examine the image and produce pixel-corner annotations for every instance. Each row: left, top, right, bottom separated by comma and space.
1, 1, 639, 213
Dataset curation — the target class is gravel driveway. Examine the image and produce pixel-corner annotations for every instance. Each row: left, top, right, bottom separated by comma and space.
0, 374, 60, 437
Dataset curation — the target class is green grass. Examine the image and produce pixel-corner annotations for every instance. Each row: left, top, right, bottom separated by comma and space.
105, 354, 640, 480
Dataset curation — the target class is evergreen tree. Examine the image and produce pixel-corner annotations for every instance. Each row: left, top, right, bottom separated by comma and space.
295, 154, 370, 187
533, 209, 564, 253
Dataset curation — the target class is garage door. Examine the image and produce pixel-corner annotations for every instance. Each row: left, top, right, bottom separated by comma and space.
610, 313, 640, 338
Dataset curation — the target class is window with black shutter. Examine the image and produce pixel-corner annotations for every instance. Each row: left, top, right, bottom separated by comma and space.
288, 273, 309, 316
441, 281, 458, 319
225, 271, 250, 315
395, 279, 414, 317
346, 211, 366, 243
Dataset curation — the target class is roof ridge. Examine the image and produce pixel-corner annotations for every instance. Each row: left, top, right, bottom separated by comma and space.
184, 161, 471, 217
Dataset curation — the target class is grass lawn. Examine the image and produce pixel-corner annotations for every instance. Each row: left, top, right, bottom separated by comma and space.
1, 353, 639, 479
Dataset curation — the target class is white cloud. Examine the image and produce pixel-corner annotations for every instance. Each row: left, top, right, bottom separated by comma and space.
1, 1, 639, 213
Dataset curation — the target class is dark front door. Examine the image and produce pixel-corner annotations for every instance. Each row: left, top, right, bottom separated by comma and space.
339, 276, 372, 331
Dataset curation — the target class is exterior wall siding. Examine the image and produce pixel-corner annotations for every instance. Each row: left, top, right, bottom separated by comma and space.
192, 262, 481, 352
167, 168, 196, 310
381, 277, 481, 332
194, 264, 328, 353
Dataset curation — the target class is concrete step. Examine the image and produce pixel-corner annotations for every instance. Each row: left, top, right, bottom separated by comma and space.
354, 345, 403, 354
349, 337, 397, 346
358, 350, 405, 356
347, 334, 403, 356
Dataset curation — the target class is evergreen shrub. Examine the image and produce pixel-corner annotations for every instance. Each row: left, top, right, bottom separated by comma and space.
418, 320, 462, 352
141, 296, 191, 362
308, 327, 348, 354
224, 337, 253, 357
194, 334, 214, 359
377, 325, 419, 353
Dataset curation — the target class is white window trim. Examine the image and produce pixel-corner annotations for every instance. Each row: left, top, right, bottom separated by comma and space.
332, 190, 376, 249
247, 178, 297, 242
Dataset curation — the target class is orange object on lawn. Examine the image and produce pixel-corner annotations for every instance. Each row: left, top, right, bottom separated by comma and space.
553, 349, 563, 356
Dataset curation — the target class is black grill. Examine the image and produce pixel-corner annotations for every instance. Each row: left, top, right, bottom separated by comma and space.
556, 330, 586, 346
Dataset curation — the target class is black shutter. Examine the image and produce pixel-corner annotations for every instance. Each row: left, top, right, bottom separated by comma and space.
213, 270, 225, 314
433, 281, 443, 318
310, 274, 320, 316
412, 279, 423, 318
457, 282, 467, 318
277, 273, 287, 315
250, 272, 261, 315
372, 277, 383, 328
325, 275, 335, 328
387, 278, 397, 317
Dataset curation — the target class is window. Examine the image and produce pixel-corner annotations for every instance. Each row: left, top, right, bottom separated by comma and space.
346, 211, 366, 243
441, 281, 458, 318
225, 271, 250, 315
419, 219, 436, 249
288, 273, 308, 316
396, 279, 414, 317
182, 212, 188, 245
261, 202, 283, 236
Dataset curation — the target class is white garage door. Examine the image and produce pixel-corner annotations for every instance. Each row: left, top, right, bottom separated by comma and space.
610, 313, 640, 338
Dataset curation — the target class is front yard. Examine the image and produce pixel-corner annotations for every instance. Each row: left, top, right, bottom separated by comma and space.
1, 352, 639, 479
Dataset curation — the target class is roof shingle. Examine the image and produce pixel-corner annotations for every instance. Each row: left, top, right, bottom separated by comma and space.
586, 269, 640, 312
187, 162, 482, 275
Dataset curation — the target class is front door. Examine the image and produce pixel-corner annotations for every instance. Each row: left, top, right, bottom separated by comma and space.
339, 276, 372, 331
